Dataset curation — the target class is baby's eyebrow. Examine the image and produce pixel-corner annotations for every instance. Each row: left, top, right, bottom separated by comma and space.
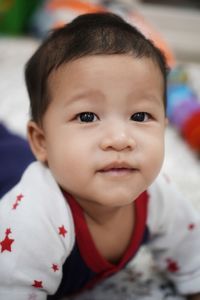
143, 95, 163, 106
126, 92, 163, 106
65, 90, 105, 105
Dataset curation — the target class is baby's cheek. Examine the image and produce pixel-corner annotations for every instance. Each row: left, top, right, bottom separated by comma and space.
145, 141, 165, 181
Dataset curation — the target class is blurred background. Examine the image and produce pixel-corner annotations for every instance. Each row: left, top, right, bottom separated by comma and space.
0, 0, 200, 205
1, 0, 200, 62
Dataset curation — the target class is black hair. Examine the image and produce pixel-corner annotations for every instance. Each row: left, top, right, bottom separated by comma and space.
25, 12, 169, 123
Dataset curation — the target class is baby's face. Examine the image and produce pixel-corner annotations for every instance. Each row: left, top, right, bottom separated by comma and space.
36, 54, 166, 208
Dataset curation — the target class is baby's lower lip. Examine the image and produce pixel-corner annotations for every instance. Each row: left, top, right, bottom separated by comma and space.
99, 168, 135, 176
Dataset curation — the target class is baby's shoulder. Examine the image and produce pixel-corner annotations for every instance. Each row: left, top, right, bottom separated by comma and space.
0, 162, 75, 295
146, 172, 199, 234
147, 172, 181, 207
0, 161, 75, 253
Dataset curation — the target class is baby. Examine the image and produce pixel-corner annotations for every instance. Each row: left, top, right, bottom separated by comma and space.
0, 12, 200, 300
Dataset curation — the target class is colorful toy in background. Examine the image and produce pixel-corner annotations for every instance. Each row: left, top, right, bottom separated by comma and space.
0, 0, 40, 35
167, 66, 200, 152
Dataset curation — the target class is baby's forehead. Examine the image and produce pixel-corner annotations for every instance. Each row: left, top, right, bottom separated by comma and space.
46, 54, 164, 108
48, 54, 164, 81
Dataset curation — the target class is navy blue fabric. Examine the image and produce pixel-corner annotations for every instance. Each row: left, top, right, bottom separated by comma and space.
0, 123, 35, 198
48, 242, 97, 299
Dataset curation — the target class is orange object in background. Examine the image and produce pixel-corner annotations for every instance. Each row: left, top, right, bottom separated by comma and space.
129, 11, 175, 68
47, 0, 104, 13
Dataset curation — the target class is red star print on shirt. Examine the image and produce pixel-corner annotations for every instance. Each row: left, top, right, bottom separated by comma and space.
13, 203, 19, 210
59, 225, 67, 237
166, 258, 179, 273
5, 228, 11, 235
188, 223, 195, 230
52, 264, 59, 272
0, 228, 14, 253
16, 193, 24, 201
12, 193, 24, 210
32, 280, 43, 288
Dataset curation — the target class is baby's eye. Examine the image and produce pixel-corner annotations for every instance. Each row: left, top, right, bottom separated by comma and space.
131, 112, 150, 122
77, 112, 98, 123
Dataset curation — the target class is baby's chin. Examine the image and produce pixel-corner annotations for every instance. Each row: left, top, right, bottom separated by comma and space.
91, 191, 144, 208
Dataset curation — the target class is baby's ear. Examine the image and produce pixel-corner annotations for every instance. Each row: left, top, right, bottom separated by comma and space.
27, 121, 47, 163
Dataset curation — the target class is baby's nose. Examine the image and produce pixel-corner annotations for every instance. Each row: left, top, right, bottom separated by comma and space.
100, 124, 136, 152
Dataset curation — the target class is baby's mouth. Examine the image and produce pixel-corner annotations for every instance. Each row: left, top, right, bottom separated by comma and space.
98, 162, 137, 176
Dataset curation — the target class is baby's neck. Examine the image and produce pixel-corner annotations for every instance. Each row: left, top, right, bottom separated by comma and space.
85, 203, 135, 264
85, 203, 127, 225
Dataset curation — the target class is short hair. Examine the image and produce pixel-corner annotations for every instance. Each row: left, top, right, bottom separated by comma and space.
25, 12, 169, 124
